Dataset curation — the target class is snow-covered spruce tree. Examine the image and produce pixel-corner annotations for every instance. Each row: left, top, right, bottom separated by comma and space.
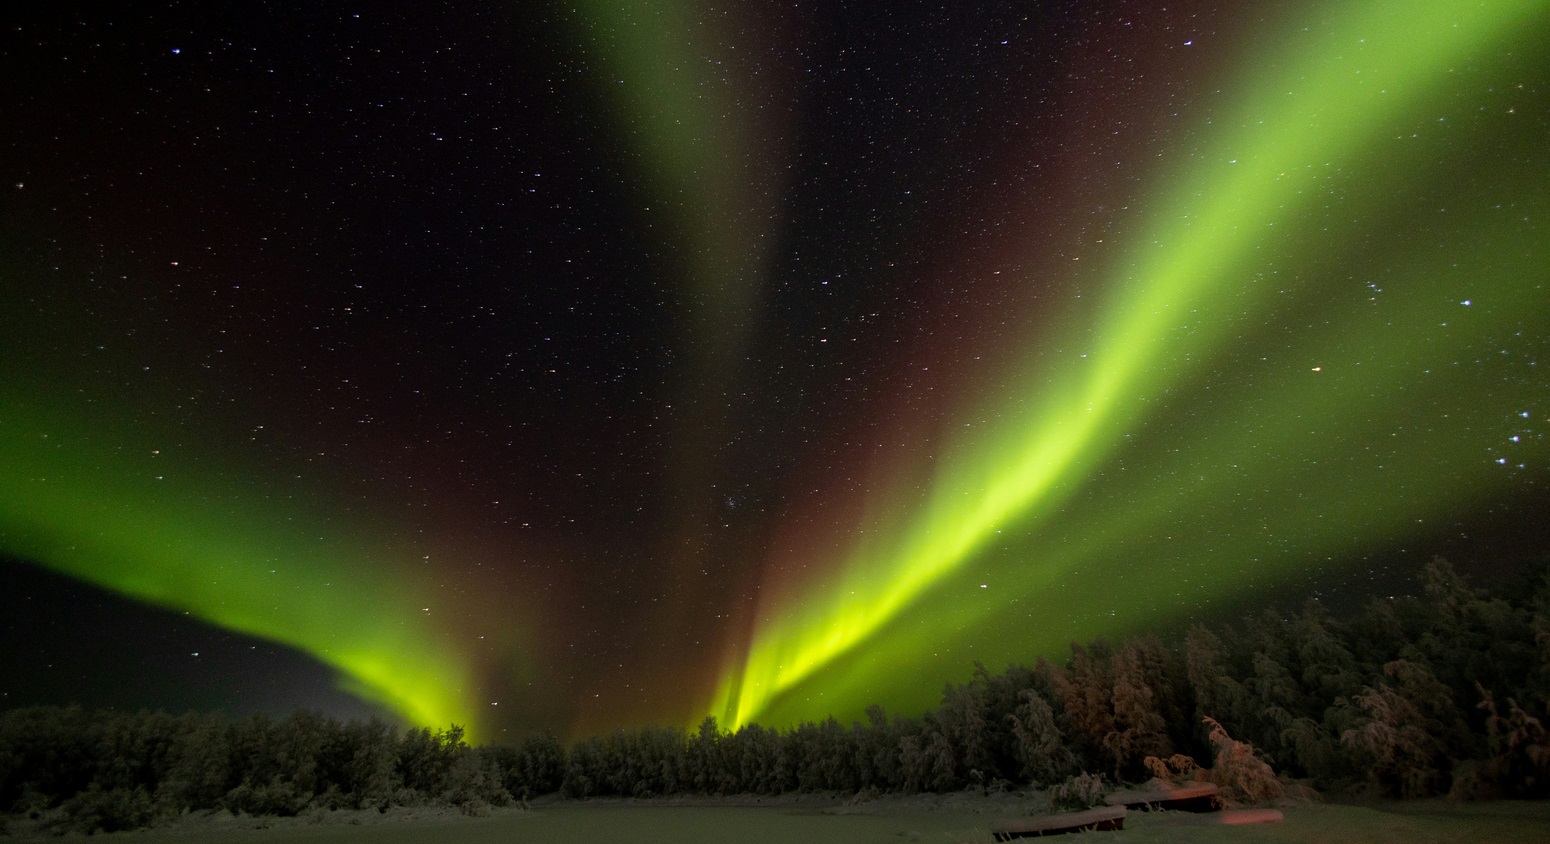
936, 678, 994, 786
1103, 638, 1174, 780
1185, 625, 1253, 744
1202, 716, 1282, 805
1008, 688, 1077, 786
897, 718, 958, 793
339, 717, 402, 809
858, 705, 908, 791
154, 712, 232, 814
1448, 686, 1550, 799
729, 722, 778, 793
684, 716, 723, 794
491, 730, 565, 799
560, 735, 602, 798
1339, 659, 1467, 798
1291, 602, 1364, 709
1046, 640, 1115, 772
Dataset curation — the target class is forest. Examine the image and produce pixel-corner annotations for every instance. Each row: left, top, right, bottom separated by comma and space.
4, 558, 1548, 834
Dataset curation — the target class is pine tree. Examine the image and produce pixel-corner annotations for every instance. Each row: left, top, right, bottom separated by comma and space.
1185, 624, 1250, 735
1047, 641, 1115, 770
1008, 688, 1076, 785
1104, 639, 1173, 779
1340, 659, 1464, 797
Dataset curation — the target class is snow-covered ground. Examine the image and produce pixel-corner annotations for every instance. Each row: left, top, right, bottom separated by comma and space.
9, 791, 1549, 843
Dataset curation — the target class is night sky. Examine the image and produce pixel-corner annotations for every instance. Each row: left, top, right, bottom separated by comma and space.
2, 0, 1547, 742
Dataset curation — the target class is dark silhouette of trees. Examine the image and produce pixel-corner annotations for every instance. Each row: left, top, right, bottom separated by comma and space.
0, 709, 519, 833
1469, 687, 1550, 798
6, 556, 1550, 832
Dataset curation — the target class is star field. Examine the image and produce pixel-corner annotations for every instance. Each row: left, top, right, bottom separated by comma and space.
2, 0, 1547, 740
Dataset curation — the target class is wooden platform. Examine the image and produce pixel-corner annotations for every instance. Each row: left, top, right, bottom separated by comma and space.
1104, 781, 1220, 812
990, 805, 1126, 840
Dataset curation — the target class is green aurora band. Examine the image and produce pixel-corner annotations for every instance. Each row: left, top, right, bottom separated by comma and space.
1, 0, 1545, 741
563, 0, 783, 350
0, 394, 487, 735
710, 0, 1549, 729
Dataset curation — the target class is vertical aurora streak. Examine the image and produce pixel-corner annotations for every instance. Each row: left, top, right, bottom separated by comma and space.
561, 3, 797, 719
713, 0, 1549, 728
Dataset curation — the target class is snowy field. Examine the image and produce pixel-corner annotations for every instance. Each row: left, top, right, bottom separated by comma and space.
16, 793, 1548, 844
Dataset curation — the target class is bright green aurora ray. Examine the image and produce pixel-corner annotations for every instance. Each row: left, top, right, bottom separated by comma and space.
712, 0, 1549, 728
0, 396, 483, 736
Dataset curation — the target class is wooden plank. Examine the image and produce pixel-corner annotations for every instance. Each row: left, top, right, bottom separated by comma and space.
1105, 781, 1220, 812
990, 805, 1126, 840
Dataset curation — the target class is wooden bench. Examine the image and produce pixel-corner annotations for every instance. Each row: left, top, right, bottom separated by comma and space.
990, 805, 1126, 840
1104, 781, 1221, 812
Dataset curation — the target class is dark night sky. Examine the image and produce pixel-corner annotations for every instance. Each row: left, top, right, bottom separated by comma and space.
2, 0, 1547, 741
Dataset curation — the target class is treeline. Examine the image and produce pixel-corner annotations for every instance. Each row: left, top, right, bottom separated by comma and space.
0, 710, 563, 834
5, 558, 1550, 833
557, 558, 1550, 801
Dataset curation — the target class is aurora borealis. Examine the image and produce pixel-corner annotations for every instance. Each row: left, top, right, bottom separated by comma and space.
2, 0, 1547, 741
